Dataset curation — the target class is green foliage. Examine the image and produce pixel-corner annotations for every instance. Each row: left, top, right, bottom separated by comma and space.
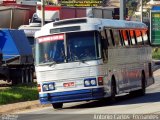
152, 48, 160, 60
126, 0, 138, 16
0, 83, 38, 105
126, 0, 150, 17
143, 0, 150, 5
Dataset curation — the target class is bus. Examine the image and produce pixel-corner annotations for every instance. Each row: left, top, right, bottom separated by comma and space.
34, 18, 154, 109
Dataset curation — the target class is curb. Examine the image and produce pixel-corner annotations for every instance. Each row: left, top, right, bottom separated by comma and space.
0, 100, 49, 114
153, 60, 160, 65
152, 60, 160, 71
153, 65, 160, 72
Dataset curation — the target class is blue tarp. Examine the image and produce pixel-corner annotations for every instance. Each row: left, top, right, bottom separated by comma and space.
0, 29, 32, 60
152, 6, 160, 10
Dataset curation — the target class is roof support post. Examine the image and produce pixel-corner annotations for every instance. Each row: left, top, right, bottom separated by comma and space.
120, 0, 126, 20
41, 0, 45, 26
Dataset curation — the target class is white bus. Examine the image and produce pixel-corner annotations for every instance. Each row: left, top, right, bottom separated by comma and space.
35, 18, 154, 109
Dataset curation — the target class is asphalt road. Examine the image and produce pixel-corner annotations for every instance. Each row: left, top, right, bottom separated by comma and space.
15, 69, 160, 120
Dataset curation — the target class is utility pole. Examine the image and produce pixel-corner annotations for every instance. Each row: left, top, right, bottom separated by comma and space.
10, 8, 13, 29
41, 0, 45, 27
120, 0, 126, 20
141, 0, 143, 22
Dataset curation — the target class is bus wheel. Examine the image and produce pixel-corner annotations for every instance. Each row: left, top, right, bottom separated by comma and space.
52, 103, 63, 109
129, 72, 146, 97
130, 72, 146, 96
138, 72, 146, 96
109, 78, 116, 103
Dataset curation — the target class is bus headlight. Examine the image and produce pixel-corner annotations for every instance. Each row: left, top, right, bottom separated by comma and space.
84, 80, 90, 87
90, 79, 97, 86
42, 82, 55, 91
42, 84, 49, 91
84, 78, 97, 87
48, 83, 55, 90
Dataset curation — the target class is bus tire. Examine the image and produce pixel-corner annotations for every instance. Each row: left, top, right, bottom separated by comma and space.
138, 72, 146, 96
109, 77, 116, 103
52, 103, 63, 109
130, 71, 146, 96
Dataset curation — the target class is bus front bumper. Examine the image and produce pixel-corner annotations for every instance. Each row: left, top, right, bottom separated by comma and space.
39, 88, 105, 104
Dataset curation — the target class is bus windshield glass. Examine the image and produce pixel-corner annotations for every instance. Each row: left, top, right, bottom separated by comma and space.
36, 34, 65, 64
66, 31, 99, 62
35, 31, 99, 65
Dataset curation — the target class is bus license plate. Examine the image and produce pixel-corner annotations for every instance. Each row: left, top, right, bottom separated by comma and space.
63, 82, 75, 88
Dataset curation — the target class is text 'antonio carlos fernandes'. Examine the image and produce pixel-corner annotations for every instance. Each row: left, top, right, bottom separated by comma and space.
94, 114, 159, 120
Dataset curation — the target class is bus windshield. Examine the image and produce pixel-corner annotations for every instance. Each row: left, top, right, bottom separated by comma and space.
35, 34, 65, 64
35, 31, 99, 65
66, 31, 99, 62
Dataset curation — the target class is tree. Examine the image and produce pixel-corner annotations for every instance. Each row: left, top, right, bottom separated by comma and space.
126, 0, 150, 17
126, 0, 138, 16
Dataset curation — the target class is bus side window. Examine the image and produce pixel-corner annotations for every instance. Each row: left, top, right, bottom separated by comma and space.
126, 30, 131, 46
140, 31, 145, 45
135, 30, 143, 45
121, 30, 129, 46
141, 30, 149, 45
133, 30, 138, 45
119, 30, 124, 46
120, 30, 125, 46
129, 30, 135, 45
106, 29, 114, 47
112, 29, 121, 46
109, 29, 115, 46
100, 30, 108, 61
104, 30, 109, 46
100, 30, 109, 46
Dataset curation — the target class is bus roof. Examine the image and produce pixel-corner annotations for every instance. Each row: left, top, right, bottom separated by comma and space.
35, 18, 148, 38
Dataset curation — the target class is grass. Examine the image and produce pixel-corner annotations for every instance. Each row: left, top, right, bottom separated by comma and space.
0, 83, 38, 105
152, 47, 160, 60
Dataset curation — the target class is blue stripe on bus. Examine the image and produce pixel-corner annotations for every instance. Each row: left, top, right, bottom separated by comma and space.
39, 88, 104, 104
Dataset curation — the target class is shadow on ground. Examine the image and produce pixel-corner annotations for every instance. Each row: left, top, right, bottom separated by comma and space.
64, 91, 160, 109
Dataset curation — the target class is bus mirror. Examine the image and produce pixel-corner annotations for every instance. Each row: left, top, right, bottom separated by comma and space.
99, 27, 103, 31
98, 26, 103, 32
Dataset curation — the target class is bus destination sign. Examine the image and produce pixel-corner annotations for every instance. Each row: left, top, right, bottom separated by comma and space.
38, 34, 64, 43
